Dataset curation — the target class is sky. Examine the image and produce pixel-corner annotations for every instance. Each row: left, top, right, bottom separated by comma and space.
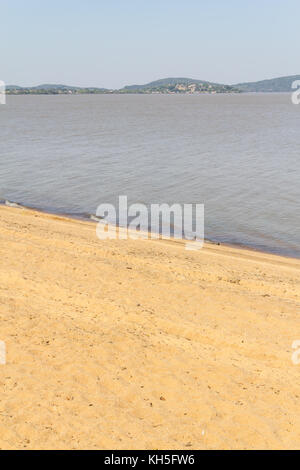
1, 0, 299, 88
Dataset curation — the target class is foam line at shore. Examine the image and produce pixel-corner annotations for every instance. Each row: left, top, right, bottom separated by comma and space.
1, 198, 299, 261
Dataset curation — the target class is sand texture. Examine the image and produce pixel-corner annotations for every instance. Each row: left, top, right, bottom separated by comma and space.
0, 205, 300, 450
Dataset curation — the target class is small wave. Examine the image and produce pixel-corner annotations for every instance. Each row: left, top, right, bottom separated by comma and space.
4, 200, 24, 209
90, 214, 104, 222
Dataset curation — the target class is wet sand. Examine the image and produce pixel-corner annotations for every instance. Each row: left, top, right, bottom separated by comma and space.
0, 204, 300, 449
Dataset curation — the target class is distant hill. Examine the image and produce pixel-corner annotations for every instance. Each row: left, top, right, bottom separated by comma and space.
32, 84, 78, 90
124, 77, 220, 89
122, 77, 239, 94
6, 85, 22, 90
234, 75, 300, 92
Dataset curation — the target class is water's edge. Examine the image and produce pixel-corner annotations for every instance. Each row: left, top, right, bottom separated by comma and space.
1, 198, 299, 260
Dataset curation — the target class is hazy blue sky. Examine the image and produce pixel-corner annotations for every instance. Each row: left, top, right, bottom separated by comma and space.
1, 0, 299, 88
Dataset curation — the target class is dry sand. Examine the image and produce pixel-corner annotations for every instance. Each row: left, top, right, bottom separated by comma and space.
0, 204, 300, 450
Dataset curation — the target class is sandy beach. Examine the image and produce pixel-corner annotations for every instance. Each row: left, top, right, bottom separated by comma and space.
0, 204, 300, 450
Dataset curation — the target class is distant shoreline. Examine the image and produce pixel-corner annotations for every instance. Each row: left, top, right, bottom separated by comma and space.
5, 91, 292, 96
5, 74, 299, 94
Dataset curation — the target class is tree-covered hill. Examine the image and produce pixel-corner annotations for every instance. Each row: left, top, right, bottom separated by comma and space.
234, 75, 300, 92
121, 77, 239, 93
